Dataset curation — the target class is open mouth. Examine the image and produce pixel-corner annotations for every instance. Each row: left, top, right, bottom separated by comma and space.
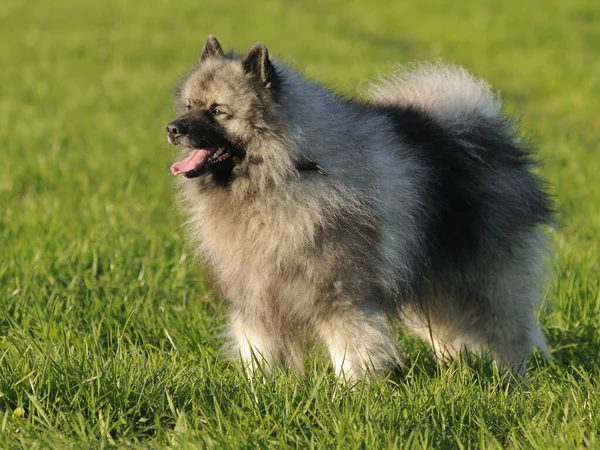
170, 147, 233, 179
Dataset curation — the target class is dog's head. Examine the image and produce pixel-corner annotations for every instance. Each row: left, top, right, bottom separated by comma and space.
167, 36, 285, 186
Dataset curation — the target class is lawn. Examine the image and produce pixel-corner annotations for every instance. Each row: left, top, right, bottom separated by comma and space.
1, 0, 599, 447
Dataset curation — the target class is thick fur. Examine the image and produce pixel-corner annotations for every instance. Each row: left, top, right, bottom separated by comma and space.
167, 37, 553, 381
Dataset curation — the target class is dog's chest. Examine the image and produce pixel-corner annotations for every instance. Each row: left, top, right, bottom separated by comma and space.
190, 198, 322, 301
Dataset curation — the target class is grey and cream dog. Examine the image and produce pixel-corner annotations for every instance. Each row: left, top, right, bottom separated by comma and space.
166, 36, 552, 381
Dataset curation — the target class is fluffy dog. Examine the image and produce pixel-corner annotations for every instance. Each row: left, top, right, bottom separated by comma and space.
166, 36, 552, 381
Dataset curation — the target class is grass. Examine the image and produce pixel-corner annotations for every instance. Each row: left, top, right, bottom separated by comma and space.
1, 0, 599, 447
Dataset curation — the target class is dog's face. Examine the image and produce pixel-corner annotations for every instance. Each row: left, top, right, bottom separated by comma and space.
167, 36, 281, 184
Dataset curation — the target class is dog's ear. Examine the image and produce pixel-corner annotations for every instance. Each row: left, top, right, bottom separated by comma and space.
199, 35, 224, 63
242, 42, 274, 87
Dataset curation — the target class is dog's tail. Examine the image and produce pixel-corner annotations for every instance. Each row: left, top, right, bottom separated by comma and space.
369, 62, 554, 228
368, 62, 507, 138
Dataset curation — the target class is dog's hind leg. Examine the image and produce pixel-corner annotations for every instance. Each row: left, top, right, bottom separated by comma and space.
482, 294, 549, 378
464, 235, 551, 378
315, 307, 403, 382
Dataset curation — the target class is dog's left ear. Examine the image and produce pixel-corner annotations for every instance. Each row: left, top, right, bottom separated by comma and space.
242, 42, 274, 87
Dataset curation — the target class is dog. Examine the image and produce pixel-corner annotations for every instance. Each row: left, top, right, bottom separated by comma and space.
165, 35, 553, 382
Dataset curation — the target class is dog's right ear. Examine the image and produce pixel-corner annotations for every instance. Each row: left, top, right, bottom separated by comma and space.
199, 35, 224, 63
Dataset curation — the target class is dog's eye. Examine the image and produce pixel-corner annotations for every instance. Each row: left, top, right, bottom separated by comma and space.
185, 103, 191, 111
211, 108, 223, 116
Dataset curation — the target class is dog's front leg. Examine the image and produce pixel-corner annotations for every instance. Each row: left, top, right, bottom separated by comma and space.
315, 307, 403, 383
227, 308, 283, 377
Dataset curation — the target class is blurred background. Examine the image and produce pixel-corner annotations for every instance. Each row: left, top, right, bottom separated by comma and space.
1, 0, 599, 445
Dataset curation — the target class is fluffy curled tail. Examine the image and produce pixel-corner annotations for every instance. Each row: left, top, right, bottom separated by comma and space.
369, 62, 554, 229
368, 62, 505, 136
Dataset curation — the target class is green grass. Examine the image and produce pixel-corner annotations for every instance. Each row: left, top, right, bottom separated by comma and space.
1, 0, 599, 447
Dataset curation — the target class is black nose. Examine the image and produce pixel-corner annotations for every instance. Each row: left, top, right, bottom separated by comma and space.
166, 120, 187, 137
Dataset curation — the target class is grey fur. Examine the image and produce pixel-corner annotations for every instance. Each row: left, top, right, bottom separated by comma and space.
166, 36, 553, 381
199, 35, 224, 63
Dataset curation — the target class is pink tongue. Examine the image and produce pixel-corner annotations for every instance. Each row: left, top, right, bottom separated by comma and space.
170, 149, 213, 175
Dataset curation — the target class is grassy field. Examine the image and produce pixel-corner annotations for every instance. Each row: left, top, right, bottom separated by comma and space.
1, 0, 599, 447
